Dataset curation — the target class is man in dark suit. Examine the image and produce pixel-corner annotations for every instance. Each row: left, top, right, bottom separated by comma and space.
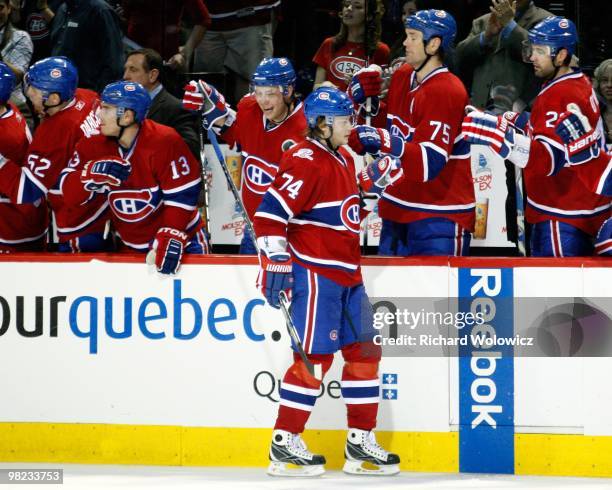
123, 48, 200, 160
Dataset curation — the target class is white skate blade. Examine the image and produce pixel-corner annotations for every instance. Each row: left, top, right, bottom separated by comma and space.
343, 459, 400, 476
267, 461, 325, 477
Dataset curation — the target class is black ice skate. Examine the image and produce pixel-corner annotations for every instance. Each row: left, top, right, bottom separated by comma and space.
267, 429, 326, 477
343, 428, 400, 475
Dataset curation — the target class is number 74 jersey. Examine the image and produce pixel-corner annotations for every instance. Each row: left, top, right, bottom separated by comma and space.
254, 138, 366, 287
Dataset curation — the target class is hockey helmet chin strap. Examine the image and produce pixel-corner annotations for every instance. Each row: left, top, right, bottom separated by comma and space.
40, 92, 65, 116
414, 36, 440, 74
115, 107, 139, 141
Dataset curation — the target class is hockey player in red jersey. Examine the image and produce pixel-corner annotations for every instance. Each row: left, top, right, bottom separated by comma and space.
0, 62, 47, 252
462, 16, 611, 256
61, 81, 208, 274
0, 56, 105, 252
254, 87, 401, 477
182, 57, 307, 253
346, 10, 475, 256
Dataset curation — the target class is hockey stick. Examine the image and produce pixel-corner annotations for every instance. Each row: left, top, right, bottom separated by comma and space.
514, 166, 527, 256
199, 115, 212, 248
207, 127, 259, 253
207, 128, 317, 376
279, 291, 322, 380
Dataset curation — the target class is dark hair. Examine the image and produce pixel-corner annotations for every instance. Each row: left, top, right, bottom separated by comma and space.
307, 116, 328, 140
0, 0, 14, 54
127, 48, 164, 80
332, 0, 385, 58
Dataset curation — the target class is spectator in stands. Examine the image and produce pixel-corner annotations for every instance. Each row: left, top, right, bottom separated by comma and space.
123, 48, 200, 160
50, 0, 124, 93
389, 0, 416, 63
121, 0, 210, 71
313, 0, 390, 92
0, 0, 33, 123
455, 0, 550, 109
593, 59, 612, 146
192, 0, 277, 101
13, 0, 62, 62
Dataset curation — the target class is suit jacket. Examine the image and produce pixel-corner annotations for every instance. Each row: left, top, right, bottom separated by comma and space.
456, 4, 551, 109
148, 87, 201, 160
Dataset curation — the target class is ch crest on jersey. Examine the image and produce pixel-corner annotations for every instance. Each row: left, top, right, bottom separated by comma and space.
330, 56, 364, 81
340, 195, 361, 234
244, 155, 278, 195
109, 189, 158, 222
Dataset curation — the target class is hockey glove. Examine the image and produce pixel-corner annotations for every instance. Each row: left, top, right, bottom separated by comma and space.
348, 65, 382, 118
462, 108, 531, 168
146, 227, 189, 275
183, 80, 232, 130
359, 155, 403, 195
81, 157, 131, 193
359, 155, 403, 212
555, 104, 600, 165
257, 250, 292, 309
348, 125, 404, 157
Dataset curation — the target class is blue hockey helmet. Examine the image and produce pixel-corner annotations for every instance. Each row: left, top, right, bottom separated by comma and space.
251, 57, 296, 95
405, 9, 457, 52
24, 56, 78, 102
528, 16, 578, 57
0, 62, 15, 104
101, 80, 151, 122
304, 86, 354, 128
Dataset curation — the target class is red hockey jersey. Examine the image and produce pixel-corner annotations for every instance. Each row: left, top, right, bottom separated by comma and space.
0, 105, 47, 248
62, 119, 204, 250
0, 88, 105, 242
525, 71, 611, 235
312, 37, 390, 92
378, 64, 476, 231
254, 138, 365, 287
221, 94, 307, 221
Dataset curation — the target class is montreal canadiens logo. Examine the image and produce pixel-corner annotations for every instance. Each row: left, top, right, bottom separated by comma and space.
434, 10, 446, 18
330, 56, 364, 80
244, 155, 278, 195
50, 68, 62, 79
340, 195, 361, 234
559, 19, 569, 28
125, 84, 136, 92
109, 189, 156, 222
279, 58, 288, 66
27, 13, 49, 40
318, 91, 330, 101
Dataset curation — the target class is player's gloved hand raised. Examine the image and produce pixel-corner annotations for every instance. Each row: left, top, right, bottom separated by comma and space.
348, 125, 403, 157
81, 157, 131, 193
146, 227, 189, 275
359, 155, 403, 195
348, 65, 382, 106
257, 250, 293, 309
182, 80, 231, 130
461, 107, 517, 159
555, 104, 600, 165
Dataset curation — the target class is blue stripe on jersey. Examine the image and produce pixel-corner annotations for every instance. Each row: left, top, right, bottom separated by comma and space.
19, 168, 47, 204
341, 386, 380, 399
535, 136, 566, 176
423, 144, 447, 181
163, 180, 200, 207
453, 138, 471, 159
257, 191, 291, 222
296, 205, 342, 228
279, 388, 317, 407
